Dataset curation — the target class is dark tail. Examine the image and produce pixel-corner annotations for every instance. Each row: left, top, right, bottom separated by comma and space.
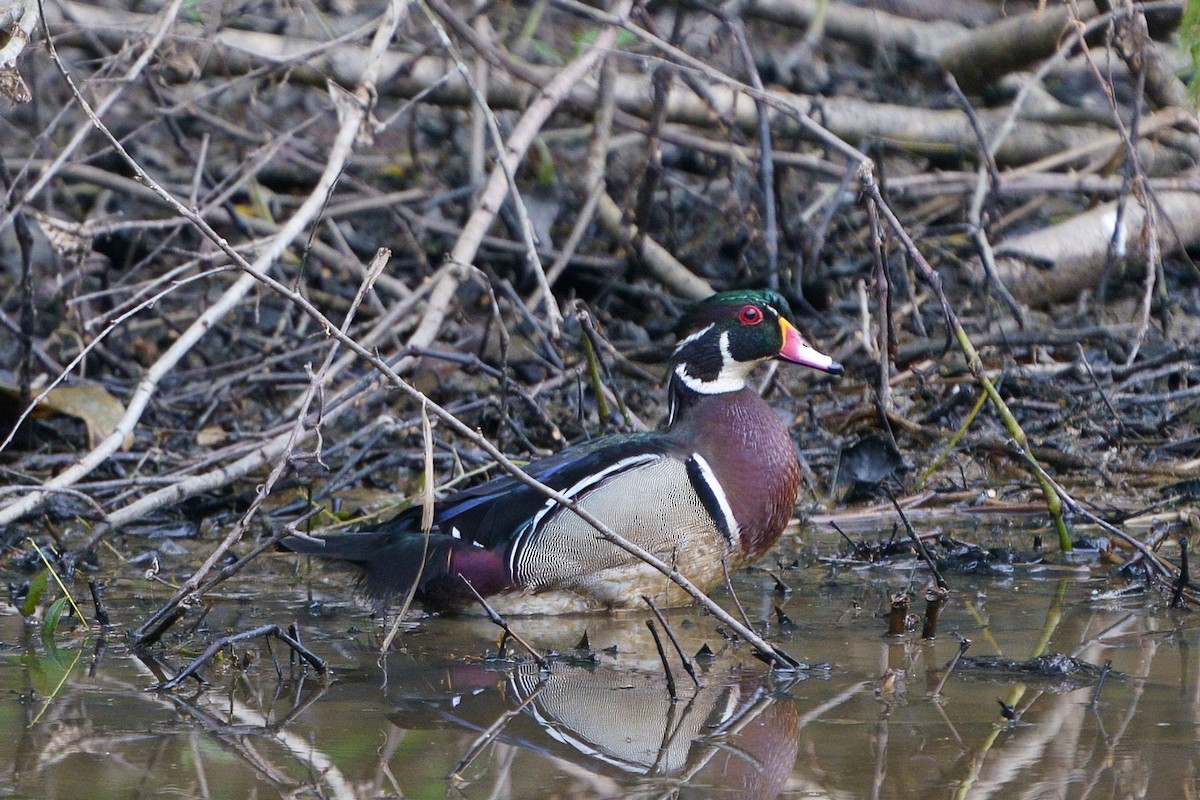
282, 531, 514, 608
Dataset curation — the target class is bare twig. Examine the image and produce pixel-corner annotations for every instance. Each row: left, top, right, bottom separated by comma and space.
730, 19, 779, 291
643, 595, 702, 688
931, 637, 971, 698
645, 620, 678, 701
460, 576, 546, 668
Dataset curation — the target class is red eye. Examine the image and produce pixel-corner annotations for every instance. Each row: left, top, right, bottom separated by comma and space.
738, 305, 763, 325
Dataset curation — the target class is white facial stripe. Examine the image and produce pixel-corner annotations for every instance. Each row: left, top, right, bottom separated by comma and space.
673, 331, 757, 394
672, 323, 714, 355
508, 453, 662, 582
691, 452, 740, 543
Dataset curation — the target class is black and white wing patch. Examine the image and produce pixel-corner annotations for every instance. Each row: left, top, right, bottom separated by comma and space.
684, 453, 740, 546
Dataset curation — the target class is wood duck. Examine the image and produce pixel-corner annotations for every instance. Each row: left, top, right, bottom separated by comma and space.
284, 289, 842, 614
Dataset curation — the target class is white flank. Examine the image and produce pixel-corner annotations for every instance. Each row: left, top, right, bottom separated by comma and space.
508, 453, 663, 580
690, 452, 740, 544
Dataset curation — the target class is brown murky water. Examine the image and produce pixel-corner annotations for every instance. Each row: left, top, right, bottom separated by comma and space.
2, 522, 1197, 799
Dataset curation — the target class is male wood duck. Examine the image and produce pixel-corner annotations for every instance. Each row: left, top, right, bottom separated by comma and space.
284, 289, 842, 614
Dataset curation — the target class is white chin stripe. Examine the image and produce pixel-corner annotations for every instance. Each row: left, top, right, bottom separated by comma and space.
673, 331, 753, 394
674, 363, 744, 394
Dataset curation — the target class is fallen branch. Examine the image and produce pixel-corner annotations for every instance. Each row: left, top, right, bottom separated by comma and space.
982, 191, 1200, 306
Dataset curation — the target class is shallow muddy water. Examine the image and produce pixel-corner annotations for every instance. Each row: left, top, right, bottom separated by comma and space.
2, 523, 1197, 799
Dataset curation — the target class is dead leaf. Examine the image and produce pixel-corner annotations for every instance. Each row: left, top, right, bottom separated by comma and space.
0, 377, 130, 449
41, 384, 130, 449
196, 425, 226, 447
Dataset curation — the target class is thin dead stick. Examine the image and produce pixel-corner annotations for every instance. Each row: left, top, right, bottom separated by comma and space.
931, 637, 971, 699
720, 558, 755, 631
418, 1, 561, 337
885, 487, 948, 591
865, 195, 893, 414
730, 20, 779, 292
1089, 660, 1114, 708
945, 72, 1028, 329
645, 620, 678, 701
380, 397, 435, 653
460, 576, 546, 668
1071, 11, 1162, 363
643, 596, 702, 688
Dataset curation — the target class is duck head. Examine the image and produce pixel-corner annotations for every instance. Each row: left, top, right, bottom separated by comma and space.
670, 289, 843, 399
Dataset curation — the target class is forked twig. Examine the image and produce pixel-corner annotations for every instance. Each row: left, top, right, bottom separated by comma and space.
157, 623, 328, 690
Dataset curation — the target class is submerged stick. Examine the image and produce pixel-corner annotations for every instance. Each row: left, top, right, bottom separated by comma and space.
885, 488, 948, 590
643, 596, 702, 688
931, 637, 972, 699
461, 576, 546, 669
645, 620, 678, 701
158, 623, 327, 690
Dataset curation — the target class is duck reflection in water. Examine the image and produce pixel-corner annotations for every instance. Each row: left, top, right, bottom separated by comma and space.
392, 661, 800, 799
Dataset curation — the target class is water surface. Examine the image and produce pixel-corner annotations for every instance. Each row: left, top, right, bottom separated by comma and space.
1, 524, 1196, 799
